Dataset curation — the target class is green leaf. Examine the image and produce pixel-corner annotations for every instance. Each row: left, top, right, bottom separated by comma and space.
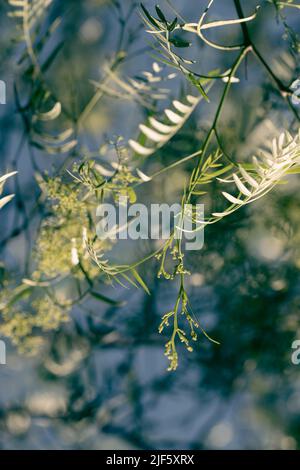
168, 17, 178, 32
187, 73, 209, 102
191, 190, 207, 196
141, 4, 160, 28
207, 164, 233, 178
169, 37, 191, 48
155, 5, 167, 23
90, 290, 125, 306
131, 268, 150, 295
287, 167, 300, 175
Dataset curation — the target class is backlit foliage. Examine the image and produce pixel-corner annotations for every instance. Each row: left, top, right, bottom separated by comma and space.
1, 0, 300, 371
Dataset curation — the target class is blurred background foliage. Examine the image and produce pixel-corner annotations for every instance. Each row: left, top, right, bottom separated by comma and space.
0, 0, 300, 450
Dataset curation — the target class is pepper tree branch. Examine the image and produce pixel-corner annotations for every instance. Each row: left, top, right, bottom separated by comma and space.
233, 0, 300, 122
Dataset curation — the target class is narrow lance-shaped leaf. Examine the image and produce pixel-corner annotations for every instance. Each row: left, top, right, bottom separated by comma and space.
129, 89, 210, 157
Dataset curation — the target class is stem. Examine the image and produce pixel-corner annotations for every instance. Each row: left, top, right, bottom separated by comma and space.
233, 0, 300, 122
233, 0, 251, 45
190, 46, 250, 194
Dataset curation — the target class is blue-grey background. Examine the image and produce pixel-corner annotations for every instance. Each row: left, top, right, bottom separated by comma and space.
0, 0, 300, 450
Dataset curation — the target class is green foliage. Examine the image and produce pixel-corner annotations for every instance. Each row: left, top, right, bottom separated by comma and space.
2, 0, 300, 372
